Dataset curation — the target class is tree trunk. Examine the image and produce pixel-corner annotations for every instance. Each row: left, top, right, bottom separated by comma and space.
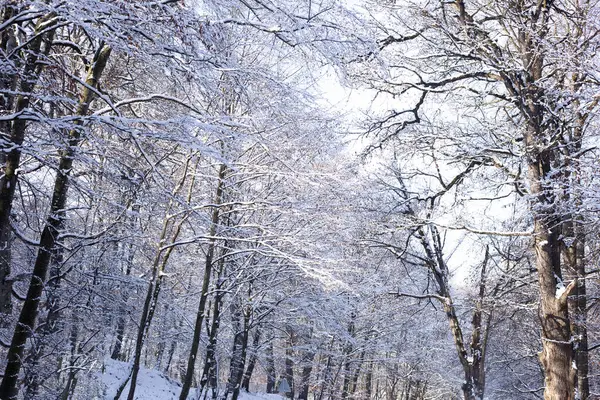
349, 350, 365, 398
112, 204, 138, 361
124, 154, 197, 400
297, 350, 316, 400
567, 233, 589, 399
516, 8, 576, 400
225, 300, 250, 400
0, 12, 56, 319
525, 131, 576, 400
23, 251, 63, 400
58, 308, 81, 400
364, 359, 373, 400
415, 224, 487, 400
241, 329, 261, 392
341, 315, 356, 400
284, 326, 295, 400
0, 43, 111, 400
265, 338, 276, 394
317, 339, 335, 400
562, 111, 589, 399
199, 257, 226, 399
178, 163, 226, 400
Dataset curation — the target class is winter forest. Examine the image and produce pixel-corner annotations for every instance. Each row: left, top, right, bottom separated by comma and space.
1, 0, 600, 399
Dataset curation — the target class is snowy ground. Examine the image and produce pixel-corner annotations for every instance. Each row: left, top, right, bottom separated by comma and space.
98, 359, 285, 400
99, 359, 181, 399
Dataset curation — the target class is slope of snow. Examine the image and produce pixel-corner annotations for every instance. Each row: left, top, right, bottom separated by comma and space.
98, 359, 285, 400
99, 359, 181, 399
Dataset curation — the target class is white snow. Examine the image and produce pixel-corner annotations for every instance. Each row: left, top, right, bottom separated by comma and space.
555, 281, 566, 298
99, 359, 181, 399
98, 359, 287, 400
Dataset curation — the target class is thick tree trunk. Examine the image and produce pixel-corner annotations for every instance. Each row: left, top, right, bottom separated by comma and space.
517, 7, 576, 399
525, 135, 576, 400
0, 44, 111, 400
533, 219, 575, 400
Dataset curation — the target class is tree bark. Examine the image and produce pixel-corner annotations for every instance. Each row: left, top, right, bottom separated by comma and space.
341, 314, 356, 400
527, 150, 576, 400
521, 66, 576, 398
561, 88, 590, 400
316, 339, 335, 400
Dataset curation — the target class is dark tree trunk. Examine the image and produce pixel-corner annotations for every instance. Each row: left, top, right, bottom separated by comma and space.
0, 12, 56, 319
58, 309, 81, 400
112, 204, 138, 361
178, 163, 226, 400
284, 326, 296, 400
562, 115, 589, 399
0, 44, 111, 400
341, 312, 357, 400
317, 339, 335, 400
297, 350, 315, 400
225, 300, 250, 400
23, 251, 63, 400
199, 259, 226, 399
124, 155, 198, 400
265, 338, 276, 394
364, 359, 373, 400
349, 351, 365, 398
241, 329, 261, 392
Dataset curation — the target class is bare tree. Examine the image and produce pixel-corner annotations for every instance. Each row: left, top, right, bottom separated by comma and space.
362, 1, 600, 398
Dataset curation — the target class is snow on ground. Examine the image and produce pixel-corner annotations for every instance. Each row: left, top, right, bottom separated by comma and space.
98, 359, 285, 400
99, 359, 181, 399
